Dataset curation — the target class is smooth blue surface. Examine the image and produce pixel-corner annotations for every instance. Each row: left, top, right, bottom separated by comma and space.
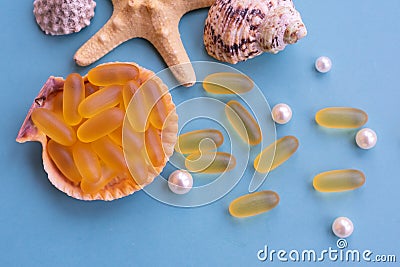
1, 0, 399, 266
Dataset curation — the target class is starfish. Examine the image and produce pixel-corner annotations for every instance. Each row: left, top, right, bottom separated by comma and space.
74, 0, 215, 86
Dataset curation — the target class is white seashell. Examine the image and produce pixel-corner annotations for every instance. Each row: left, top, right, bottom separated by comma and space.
204, 0, 307, 64
33, 0, 96, 36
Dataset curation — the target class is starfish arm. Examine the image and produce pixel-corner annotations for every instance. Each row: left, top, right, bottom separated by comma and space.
149, 24, 196, 86
74, 12, 137, 66
173, 0, 215, 15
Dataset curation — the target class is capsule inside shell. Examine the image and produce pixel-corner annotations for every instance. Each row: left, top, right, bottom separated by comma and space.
17, 63, 178, 200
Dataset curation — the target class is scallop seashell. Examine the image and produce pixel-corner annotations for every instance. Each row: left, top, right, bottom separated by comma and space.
33, 0, 96, 35
204, 0, 307, 64
16, 62, 178, 201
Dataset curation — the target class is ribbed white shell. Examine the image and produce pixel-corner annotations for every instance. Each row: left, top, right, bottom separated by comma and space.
33, 0, 96, 35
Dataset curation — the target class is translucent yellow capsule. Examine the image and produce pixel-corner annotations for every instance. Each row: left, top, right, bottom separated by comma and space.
229, 191, 280, 218
91, 136, 127, 172
87, 63, 140, 86
109, 127, 123, 146
122, 80, 140, 110
254, 136, 299, 173
185, 152, 236, 173
123, 125, 144, 152
126, 85, 150, 132
51, 92, 63, 116
63, 73, 85, 125
143, 80, 169, 129
315, 107, 368, 129
313, 169, 366, 192
80, 166, 116, 194
125, 148, 148, 185
72, 142, 101, 183
203, 72, 254, 94
31, 108, 76, 146
77, 107, 124, 143
225, 100, 262, 145
47, 140, 82, 184
78, 85, 122, 117
144, 125, 165, 167
175, 129, 224, 154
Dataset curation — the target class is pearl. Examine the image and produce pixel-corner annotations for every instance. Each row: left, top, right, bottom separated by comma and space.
271, 103, 292, 124
356, 128, 377, 149
315, 56, 332, 73
168, 170, 193, 194
332, 217, 354, 238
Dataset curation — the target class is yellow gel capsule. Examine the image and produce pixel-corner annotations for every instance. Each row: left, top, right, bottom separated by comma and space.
313, 169, 366, 192
87, 63, 140, 86
51, 92, 63, 116
123, 125, 144, 152
126, 85, 150, 132
229, 191, 280, 218
109, 127, 123, 146
31, 108, 76, 146
63, 73, 85, 125
47, 140, 82, 184
125, 148, 148, 185
144, 125, 165, 167
91, 136, 127, 172
78, 85, 122, 117
185, 152, 236, 173
254, 136, 299, 173
80, 166, 116, 194
122, 80, 140, 110
143, 80, 168, 129
175, 129, 224, 154
225, 100, 262, 145
203, 72, 254, 94
315, 107, 368, 129
72, 142, 101, 183
77, 107, 124, 142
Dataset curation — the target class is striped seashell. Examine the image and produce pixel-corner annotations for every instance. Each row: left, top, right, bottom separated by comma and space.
204, 0, 307, 64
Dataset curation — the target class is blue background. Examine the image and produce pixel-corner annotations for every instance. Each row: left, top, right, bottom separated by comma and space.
1, 0, 399, 266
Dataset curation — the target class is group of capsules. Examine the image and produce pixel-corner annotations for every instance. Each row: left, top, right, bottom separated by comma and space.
31, 63, 173, 194
169, 66, 377, 224
168, 72, 300, 218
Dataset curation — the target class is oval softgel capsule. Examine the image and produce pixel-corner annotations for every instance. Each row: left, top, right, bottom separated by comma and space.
313, 169, 365, 192
315, 107, 368, 129
229, 191, 280, 218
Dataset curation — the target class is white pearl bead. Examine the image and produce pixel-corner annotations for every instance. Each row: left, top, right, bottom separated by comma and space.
356, 128, 377, 149
315, 56, 332, 73
168, 170, 193, 194
332, 217, 354, 238
271, 103, 292, 124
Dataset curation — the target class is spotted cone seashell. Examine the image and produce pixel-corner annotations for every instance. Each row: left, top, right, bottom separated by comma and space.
33, 0, 96, 35
204, 0, 307, 64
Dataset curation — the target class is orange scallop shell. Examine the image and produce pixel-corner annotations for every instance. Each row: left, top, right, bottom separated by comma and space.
16, 63, 178, 201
